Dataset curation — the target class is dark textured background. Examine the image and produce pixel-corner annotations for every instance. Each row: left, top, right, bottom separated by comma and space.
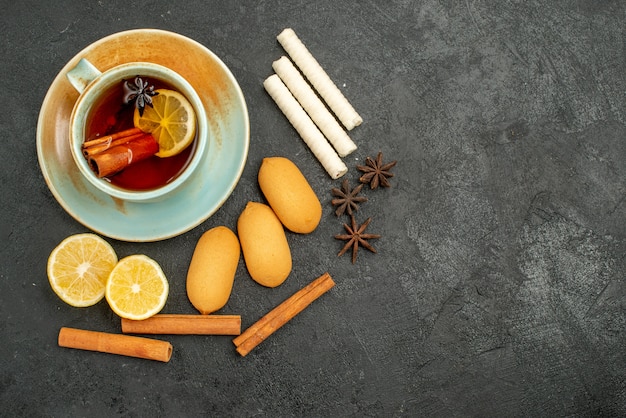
1, 0, 624, 416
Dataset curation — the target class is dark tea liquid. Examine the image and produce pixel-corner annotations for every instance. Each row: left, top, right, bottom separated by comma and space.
84, 78, 196, 191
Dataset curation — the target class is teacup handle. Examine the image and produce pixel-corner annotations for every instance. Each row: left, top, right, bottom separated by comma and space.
66, 58, 102, 94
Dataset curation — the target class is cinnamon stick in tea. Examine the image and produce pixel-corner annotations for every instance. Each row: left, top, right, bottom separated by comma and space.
233, 272, 335, 356
82, 127, 143, 148
88, 134, 159, 178
58, 327, 173, 362
121, 314, 241, 335
83, 132, 146, 156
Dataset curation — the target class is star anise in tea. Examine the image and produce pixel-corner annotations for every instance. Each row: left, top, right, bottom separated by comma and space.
331, 179, 368, 217
357, 152, 397, 189
335, 215, 381, 264
123, 76, 159, 116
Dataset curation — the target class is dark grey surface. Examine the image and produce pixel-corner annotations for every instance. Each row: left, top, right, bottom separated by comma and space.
1, 0, 624, 416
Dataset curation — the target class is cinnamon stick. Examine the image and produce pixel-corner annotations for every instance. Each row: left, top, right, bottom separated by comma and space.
121, 314, 241, 335
88, 134, 159, 178
58, 327, 173, 362
83, 132, 146, 156
233, 272, 335, 356
83, 127, 143, 148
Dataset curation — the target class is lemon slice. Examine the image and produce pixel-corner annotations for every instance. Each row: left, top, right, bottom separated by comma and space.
133, 88, 196, 158
105, 254, 169, 320
47, 233, 118, 307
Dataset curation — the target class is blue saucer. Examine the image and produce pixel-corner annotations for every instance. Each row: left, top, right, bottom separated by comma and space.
37, 29, 249, 241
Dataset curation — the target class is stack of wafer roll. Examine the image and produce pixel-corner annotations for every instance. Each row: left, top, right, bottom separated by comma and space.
264, 28, 363, 179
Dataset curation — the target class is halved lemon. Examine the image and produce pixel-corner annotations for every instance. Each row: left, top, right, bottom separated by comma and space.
47, 233, 118, 307
133, 88, 196, 158
105, 254, 169, 320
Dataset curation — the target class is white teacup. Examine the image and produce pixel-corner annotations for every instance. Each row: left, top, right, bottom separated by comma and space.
67, 58, 208, 202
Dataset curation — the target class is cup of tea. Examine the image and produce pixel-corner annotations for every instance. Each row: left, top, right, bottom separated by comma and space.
66, 58, 208, 202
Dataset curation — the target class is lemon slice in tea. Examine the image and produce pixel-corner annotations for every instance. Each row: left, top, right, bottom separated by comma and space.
105, 254, 169, 320
134, 89, 196, 158
47, 233, 118, 307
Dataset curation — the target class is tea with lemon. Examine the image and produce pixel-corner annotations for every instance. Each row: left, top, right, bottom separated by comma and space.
84, 76, 197, 191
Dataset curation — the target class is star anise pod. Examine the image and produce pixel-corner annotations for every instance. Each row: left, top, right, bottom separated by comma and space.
123, 76, 159, 116
335, 215, 381, 263
357, 152, 397, 189
331, 179, 368, 217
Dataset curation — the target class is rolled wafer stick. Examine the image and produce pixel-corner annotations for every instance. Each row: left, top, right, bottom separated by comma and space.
121, 314, 241, 335
277, 28, 362, 130
273, 56, 357, 157
264, 74, 347, 179
233, 272, 335, 356
58, 327, 172, 362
